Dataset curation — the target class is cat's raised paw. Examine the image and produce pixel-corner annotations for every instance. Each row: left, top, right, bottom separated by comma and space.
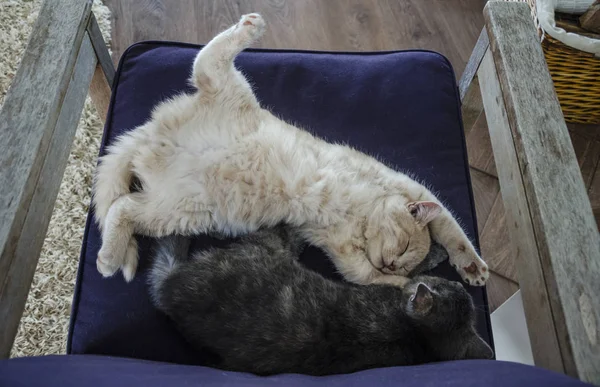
450, 252, 489, 286
458, 260, 489, 286
236, 13, 266, 40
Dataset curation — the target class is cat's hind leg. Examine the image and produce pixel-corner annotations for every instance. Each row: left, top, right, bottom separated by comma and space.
96, 195, 138, 281
191, 14, 265, 97
97, 193, 218, 281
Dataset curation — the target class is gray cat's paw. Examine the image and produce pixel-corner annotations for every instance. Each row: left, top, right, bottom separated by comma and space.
408, 242, 448, 277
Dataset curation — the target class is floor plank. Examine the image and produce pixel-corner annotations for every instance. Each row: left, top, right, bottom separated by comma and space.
568, 122, 599, 142
104, 0, 485, 76
129, 0, 166, 47
480, 192, 518, 282
569, 130, 600, 189
486, 272, 519, 312
588, 158, 600, 228
467, 112, 497, 177
470, 167, 500, 236
567, 123, 600, 228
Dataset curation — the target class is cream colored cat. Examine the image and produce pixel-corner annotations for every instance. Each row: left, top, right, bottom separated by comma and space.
93, 13, 489, 287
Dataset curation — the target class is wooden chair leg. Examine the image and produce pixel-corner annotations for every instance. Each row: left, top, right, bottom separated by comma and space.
89, 64, 112, 121
0, 0, 114, 358
459, 29, 489, 133
87, 12, 115, 123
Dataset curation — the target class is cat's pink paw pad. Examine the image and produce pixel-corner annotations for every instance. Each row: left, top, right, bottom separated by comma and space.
452, 260, 489, 286
237, 13, 266, 38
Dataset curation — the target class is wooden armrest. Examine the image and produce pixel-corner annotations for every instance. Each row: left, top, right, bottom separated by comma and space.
477, 1, 600, 383
0, 0, 113, 358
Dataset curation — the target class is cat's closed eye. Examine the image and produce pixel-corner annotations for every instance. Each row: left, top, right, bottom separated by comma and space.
399, 241, 409, 256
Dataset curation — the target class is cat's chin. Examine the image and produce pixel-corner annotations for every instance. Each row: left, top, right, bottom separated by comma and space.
379, 266, 410, 276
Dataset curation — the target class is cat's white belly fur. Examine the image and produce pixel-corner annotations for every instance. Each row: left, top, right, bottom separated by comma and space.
130, 109, 359, 237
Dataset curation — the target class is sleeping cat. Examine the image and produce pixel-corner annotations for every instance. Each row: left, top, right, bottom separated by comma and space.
93, 12, 488, 288
148, 227, 493, 376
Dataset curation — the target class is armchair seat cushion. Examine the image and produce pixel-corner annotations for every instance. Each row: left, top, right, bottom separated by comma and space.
1, 355, 591, 386
67, 41, 493, 365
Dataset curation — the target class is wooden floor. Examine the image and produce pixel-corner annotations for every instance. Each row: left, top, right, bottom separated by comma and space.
103, 0, 600, 312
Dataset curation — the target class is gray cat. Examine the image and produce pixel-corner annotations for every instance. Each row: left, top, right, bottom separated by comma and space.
148, 227, 493, 376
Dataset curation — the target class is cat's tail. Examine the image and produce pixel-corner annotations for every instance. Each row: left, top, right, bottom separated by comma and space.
148, 236, 191, 309
92, 132, 139, 230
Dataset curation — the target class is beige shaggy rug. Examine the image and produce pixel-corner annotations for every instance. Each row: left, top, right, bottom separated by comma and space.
0, 0, 112, 357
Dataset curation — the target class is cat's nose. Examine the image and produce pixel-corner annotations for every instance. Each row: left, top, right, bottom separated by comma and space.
387, 262, 397, 271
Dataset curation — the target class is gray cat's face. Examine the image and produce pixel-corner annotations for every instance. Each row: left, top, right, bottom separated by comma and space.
403, 276, 494, 360
403, 276, 471, 321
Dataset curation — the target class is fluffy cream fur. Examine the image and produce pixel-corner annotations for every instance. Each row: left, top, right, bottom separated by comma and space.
93, 13, 489, 288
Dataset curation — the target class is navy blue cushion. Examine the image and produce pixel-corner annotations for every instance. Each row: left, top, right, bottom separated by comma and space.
0, 355, 591, 386
68, 42, 493, 365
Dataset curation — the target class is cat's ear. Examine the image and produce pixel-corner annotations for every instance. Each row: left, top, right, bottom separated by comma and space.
407, 201, 442, 226
410, 283, 433, 314
463, 335, 494, 360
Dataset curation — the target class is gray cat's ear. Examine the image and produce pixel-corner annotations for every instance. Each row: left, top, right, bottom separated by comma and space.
410, 283, 433, 314
407, 201, 442, 226
463, 335, 494, 360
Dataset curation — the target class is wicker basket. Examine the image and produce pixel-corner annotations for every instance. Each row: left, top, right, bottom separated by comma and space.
514, 0, 600, 124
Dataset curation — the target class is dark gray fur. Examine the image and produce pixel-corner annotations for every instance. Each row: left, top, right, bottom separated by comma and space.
408, 241, 448, 277
148, 227, 492, 376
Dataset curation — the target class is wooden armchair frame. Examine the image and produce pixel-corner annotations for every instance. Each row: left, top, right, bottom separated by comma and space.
0, 0, 598, 383
460, 2, 599, 383
0, 0, 114, 359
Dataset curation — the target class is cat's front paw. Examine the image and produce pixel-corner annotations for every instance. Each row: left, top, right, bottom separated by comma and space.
450, 251, 489, 286
236, 13, 266, 41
